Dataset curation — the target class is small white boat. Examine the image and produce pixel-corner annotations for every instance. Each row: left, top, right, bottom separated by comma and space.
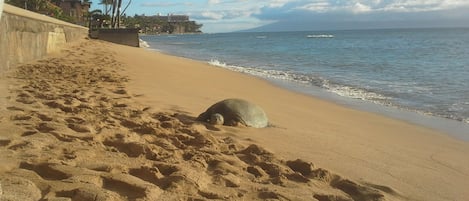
307, 34, 334, 38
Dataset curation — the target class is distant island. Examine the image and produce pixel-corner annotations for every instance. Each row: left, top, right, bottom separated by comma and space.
122, 14, 203, 34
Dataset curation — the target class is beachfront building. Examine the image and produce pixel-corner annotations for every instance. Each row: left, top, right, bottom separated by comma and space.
57, 0, 91, 26
155, 14, 189, 23
123, 13, 202, 34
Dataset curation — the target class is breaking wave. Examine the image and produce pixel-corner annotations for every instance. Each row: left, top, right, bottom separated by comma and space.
208, 59, 469, 124
139, 39, 150, 48
307, 34, 334, 38
208, 59, 391, 104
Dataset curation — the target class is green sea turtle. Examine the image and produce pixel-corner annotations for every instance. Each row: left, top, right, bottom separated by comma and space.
197, 98, 268, 128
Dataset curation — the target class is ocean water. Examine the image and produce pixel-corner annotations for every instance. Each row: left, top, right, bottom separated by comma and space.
140, 28, 469, 126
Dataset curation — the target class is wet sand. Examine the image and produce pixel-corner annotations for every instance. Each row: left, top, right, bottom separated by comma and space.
0, 39, 468, 201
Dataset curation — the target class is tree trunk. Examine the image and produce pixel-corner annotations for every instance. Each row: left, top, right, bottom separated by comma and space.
116, 0, 122, 27
111, 0, 117, 28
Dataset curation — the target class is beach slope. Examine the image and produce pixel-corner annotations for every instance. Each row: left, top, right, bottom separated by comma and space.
0, 40, 468, 201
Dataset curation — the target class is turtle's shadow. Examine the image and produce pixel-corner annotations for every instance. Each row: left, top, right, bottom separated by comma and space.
204, 124, 222, 131
172, 112, 221, 131
172, 113, 197, 124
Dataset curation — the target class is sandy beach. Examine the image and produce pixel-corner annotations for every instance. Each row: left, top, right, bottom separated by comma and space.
1, 39, 468, 201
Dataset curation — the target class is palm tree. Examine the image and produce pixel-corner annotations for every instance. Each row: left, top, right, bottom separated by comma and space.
99, 0, 113, 16
99, 0, 131, 28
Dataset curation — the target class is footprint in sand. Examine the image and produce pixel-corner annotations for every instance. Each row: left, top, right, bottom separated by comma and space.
313, 194, 353, 201
22, 130, 38, 137
11, 114, 32, 121
67, 123, 92, 133
6, 106, 25, 111
35, 113, 53, 121
16, 95, 36, 104
330, 178, 385, 201
113, 89, 128, 95
44, 101, 74, 113
0, 138, 12, 147
0, 41, 399, 201
101, 174, 162, 200
36, 122, 56, 133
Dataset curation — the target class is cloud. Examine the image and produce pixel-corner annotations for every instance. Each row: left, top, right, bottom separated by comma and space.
200, 18, 272, 33
207, 0, 220, 5
255, 0, 469, 21
191, 8, 257, 20
187, 1, 264, 21
207, 0, 254, 6
140, 2, 193, 7
352, 2, 372, 13
247, 0, 469, 32
268, 0, 294, 8
299, 1, 330, 13
198, 11, 224, 20
130, 0, 469, 32
377, 0, 469, 12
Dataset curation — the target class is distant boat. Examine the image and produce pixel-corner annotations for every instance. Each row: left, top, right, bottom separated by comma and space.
307, 34, 334, 38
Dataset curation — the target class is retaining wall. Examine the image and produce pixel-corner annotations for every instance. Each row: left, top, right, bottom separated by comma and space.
93, 28, 140, 47
0, 4, 88, 74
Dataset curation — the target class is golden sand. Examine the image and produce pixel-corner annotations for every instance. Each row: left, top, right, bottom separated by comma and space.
0, 39, 468, 201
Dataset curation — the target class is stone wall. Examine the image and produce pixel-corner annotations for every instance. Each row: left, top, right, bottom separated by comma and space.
0, 4, 88, 75
93, 28, 140, 47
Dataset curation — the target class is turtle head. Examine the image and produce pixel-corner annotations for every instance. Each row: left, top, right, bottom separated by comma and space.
209, 113, 224, 125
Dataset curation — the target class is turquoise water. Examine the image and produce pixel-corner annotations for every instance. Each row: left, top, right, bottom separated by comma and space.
141, 28, 469, 125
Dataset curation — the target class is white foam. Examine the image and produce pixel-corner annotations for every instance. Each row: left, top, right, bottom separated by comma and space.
327, 85, 389, 103
209, 59, 308, 83
208, 59, 227, 67
139, 39, 150, 48
147, 48, 161, 52
307, 34, 334, 38
208, 59, 391, 104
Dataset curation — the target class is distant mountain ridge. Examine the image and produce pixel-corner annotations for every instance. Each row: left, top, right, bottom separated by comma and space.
240, 19, 469, 32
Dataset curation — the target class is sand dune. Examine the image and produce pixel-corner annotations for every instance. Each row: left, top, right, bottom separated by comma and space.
0, 39, 467, 201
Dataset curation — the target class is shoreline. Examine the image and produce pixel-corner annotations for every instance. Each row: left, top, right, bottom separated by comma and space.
119, 41, 469, 200
266, 77, 469, 141
140, 44, 469, 141
1, 39, 468, 201
140, 30, 469, 131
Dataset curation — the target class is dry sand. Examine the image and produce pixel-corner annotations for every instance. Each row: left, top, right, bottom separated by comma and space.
0, 39, 468, 201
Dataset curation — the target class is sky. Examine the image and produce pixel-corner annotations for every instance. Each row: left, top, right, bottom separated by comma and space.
91, 0, 469, 33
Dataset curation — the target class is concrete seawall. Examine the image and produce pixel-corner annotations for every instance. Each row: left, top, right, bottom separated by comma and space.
0, 4, 88, 75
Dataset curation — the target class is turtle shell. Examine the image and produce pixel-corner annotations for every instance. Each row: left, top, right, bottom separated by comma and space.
196, 98, 268, 128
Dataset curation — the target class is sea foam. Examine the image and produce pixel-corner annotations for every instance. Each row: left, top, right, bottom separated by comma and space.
139, 39, 150, 48
208, 59, 391, 105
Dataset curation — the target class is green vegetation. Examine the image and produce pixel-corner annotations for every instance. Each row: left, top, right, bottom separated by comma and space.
6, 0, 202, 33
6, 0, 74, 22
